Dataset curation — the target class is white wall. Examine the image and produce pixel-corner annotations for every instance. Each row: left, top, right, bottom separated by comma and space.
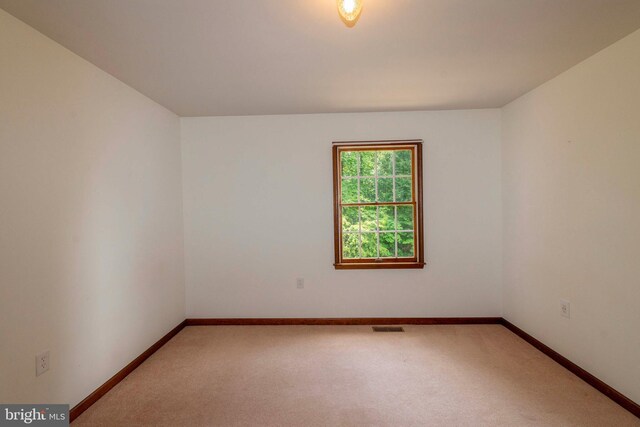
181, 110, 502, 318
502, 29, 640, 403
0, 9, 185, 407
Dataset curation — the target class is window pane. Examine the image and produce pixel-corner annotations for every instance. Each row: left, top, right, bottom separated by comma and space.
377, 178, 393, 202
342, 207, 359, 232
342, 233, 359, 259
395, 177, 412, 202
397, 205, 414, 230
361, 232, 378, 258
378, 206, 395, 231
379, 232, 396, 257
360, 178, 375, 203
361, 206, 377, 232
341, 151, 358, 177
377, 151, 392, 176
395, 150, 412, 175
360, 151, 375, 176
397, 232, 415, 257
341, 178, 358, 203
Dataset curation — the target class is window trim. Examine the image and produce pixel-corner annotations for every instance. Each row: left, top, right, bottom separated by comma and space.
332, 140, 425, 270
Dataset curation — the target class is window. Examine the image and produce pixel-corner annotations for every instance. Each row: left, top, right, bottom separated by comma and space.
332, 140, 424, 269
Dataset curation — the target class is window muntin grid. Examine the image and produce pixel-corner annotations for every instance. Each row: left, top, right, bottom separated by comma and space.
341, 206, 414, 258
338, 147, 417, 261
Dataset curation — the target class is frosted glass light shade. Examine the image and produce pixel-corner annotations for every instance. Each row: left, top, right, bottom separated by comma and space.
337, 0, 363, 26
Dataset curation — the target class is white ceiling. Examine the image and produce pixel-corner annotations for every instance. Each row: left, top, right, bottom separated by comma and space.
2, 0, 640, 117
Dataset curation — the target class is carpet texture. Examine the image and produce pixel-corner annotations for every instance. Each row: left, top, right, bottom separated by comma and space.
72, 325, 639, 426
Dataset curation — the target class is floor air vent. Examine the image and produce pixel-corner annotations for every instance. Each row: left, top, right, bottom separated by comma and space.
372, 326, 404, 332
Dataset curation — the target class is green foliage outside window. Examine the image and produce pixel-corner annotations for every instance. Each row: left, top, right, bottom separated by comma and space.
339, 149, 415, 259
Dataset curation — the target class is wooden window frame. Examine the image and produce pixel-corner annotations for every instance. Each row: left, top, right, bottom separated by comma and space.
332, 140, 425, 269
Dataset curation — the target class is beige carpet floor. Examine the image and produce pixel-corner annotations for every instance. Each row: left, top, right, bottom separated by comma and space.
73, 325, 639, 426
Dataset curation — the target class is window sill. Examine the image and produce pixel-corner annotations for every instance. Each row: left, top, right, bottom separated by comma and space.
334, 262, 425, 270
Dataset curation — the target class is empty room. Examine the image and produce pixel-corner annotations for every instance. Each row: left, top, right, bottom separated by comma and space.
1, 0, 639, 425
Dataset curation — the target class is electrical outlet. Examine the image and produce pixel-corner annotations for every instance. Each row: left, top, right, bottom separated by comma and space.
560, 300, 570, 319
36, 350, 49, 376
296, 278, 304, 289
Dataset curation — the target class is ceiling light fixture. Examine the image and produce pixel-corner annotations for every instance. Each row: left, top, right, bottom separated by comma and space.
337, 0, 363, 27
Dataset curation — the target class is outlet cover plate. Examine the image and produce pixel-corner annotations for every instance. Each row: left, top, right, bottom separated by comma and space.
36, 350, 49, 376
560, 300, 571, 319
